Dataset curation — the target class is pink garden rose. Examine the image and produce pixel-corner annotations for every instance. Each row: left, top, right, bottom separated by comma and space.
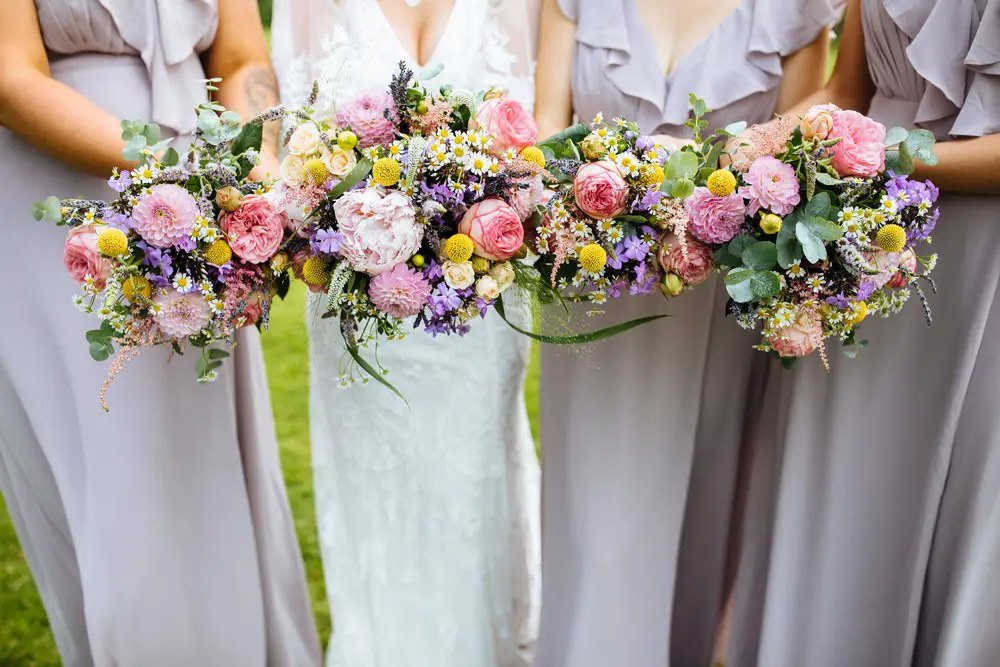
684, 187, 746, 244
740, 156, 801, 216
864, 249, 906, 288
830, 110, 887, 178
368, 263, 431, 318
336, 92, 398, 149
887, 249, 918, 289
801, 104, 838, 141
458, 198, 525, 261
473, 97, 538, 153
657, 234, 714, 286
768, 305, 823, 358
511, 174, 545, 221
574, 161, 629, 220
63, 224, 111, 287
334, 189, 423, 275
132, 184, 198, 248
220, 195, 287, 264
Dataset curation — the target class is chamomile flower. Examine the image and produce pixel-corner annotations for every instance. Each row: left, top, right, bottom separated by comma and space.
97, 305, 114, 320
837, 207, 858, 225
926, 253, 938, 272
615, 152, 640, 177
451, 143, 469, 161
592, 112, 604, 126
786, 260, 806, 279
572, 220, 591, 236
198, 280, 214, 296
614, 116, 627, 127
841, 215, 863, 238
83, 274, 98, 292
202, 228, 220, 244
806, 275, 826, 293
487, 162, 501, 176
590, 290, 608, 305
469, 182, 484, 196
607, 226, 625, 243
198, 370, 219, 384
435, 128, 452, 142
467, 152, 495, 176
504, 148, 518, 160
192, 216, 212, 239
880, 196, 898, 213
536, 237, 551, 253
447, 180, 465, 195
387, 142, 402, 157
917, 199, 932, 216
172, 273, 194, 293
209, 299, 225, 316
150, 302, 163, 315
83, 209, 97, 224
469, 133, 492, 151
72, 294, 85, 308
428, 144, 449, 168
135, 165, 156, 182
363, 147, 380, 161
596, 127, 609, 139
597, 219, 615, 234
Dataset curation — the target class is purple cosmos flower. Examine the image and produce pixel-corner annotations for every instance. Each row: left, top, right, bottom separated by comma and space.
825, 293, 851, 309
428, 284, 463, 316
622, 235, 650, 262
102, 208, 134, 231
140, 242, 173, 277
108, 170, 132, 193
606, 244, 626, 271
174, 236, 197, 252
312, 228, 344, 255
423, 260, 444, 281
855, 280, 877, 302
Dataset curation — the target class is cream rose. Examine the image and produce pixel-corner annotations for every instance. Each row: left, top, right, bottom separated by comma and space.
322, 146, 357, 178
287, 123, 322, 156
442, 260, 475, 289
280, 154, 305, 185
489, 262, 516, 291
475, 275, 501, 301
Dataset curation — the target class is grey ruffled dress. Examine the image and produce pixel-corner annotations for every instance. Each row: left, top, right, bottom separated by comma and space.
0, 2, 320, 665
536, 1, 840, 665
723, 1, 1000, 665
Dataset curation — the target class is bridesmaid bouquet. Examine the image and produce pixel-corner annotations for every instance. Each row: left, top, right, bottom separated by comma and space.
677, 101, 941, 366
35, 88, 289, 405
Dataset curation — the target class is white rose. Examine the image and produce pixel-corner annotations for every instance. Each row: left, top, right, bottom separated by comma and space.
474, 275, 501, 301
287, 123, 322, 156
279, 154, 306, 185
322, 146, 357, 178
442, 260, 475, 289
489, 262, 516, 291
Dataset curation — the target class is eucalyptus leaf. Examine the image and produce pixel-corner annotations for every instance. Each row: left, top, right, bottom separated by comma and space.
795, 221, 827, 263
208, 348, 230, 360
905, 129, 938, 166
742, 241, 778, 271
691, 95, 708, 118
89, 340, 112, 362
727, 235, 757, 259
539, 123, 589, 149
723, 121, 748, 137
886, 141, 915, 175
750, 271, 781, 299
805, 191, 835, 219
883, 126, 909, 147
121, 135, 147, 162
141, 123, 161, 146
665, 150, 699, 180
670, 178, 695, 199
776, 222, 803, 269
150, 138, 173, 156
231, 122, 263, 156
713, 245, 741, 268
160, 147, 180, 167
803, 215, 844, 241
815, 173, 845, 187
724, 268, 756, 286
120, 119, 145, 141
725, 269, 756, 303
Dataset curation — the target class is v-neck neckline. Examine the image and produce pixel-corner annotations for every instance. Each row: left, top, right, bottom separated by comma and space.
636, 0, 747, 80
369, 0, 460, 69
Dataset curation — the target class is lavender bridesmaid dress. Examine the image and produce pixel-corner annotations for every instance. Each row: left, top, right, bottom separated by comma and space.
536, 1, 840, 666
0, 2, 320, 665
724, 1, 1000, 665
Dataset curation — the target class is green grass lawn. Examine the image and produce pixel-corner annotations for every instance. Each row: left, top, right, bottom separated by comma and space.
0, 283, 540, 664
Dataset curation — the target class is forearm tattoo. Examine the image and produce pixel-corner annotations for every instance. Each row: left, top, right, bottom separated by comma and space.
243, 64, 280, 151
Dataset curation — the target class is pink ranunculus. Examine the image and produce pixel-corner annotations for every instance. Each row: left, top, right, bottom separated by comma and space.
829, 110, 887, 178
740, 156, 801, 216
152, 289, 213, 338
368, 263, 431, 318
657, 233, 714, 287
768, 305, 823, 358
511, 174, 545, 221
220, 195, 286, 264
573, 161, 629, 220
63, 224, 112, 287
887, 249, 918, 289
472, 97, 538, 153
684, 187, 746, 244
132, 184, 199, 248
335, 189, 423, 275
458, 198, 525, 261
336, 93, 398, 149
801, 104, 839, 141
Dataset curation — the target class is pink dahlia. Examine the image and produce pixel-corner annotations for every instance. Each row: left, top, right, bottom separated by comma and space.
152, 289, 213, 338
740, 156, 801, 216
132, 184, 198, 248
368, 263, 431, 318
684, 187, 746, 244
336, 93, 398, 149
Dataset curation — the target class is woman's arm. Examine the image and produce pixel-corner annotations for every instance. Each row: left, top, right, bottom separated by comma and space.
775, 28, 831, 113
534, 0, 576, 140
0, 0, 132, 177
914, 135, 1000, 194
204, 0, 280, 177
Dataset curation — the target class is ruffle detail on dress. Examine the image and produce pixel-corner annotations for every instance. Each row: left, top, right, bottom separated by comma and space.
883, 0, 1000, 137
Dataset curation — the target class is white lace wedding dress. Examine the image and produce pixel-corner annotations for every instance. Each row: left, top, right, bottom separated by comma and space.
271, 1, 540, 665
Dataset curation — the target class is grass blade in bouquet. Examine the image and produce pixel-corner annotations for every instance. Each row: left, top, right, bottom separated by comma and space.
34, 85, 290, 408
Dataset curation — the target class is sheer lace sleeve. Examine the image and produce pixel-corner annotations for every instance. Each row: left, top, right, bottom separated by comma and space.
271, 0, 352, 112
484, 0, 540, 109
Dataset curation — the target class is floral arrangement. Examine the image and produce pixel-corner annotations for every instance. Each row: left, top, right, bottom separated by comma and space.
35, 83, 289, 406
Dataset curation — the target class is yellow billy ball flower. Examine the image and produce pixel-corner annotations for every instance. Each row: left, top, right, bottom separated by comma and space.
121, 275, 152, 302
471, 256, 491, 274
444, 233, 475, 263
875, 224, 906, 253
578, 243, 608, 273
848, 301, 867, 326
301, 257, 330, 286
204, 239, 233, 267
304, 158, 329, 186
372, 157, 401, 187
519, 146, 546, 169
96, 228, 129, 257
410, 253, 426, 268
759, 213, 783, 235
706, 169, 738, 197
337, 131, 358, 151
639, 163, 666, 187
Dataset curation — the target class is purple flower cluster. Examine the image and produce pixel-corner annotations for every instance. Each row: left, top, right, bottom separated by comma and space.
885, 172, 940, 242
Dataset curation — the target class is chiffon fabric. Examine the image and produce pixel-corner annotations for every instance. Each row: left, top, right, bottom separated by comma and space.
723, 1, 1000, 665
536, 1, 841, 666
0, 1, 320, 665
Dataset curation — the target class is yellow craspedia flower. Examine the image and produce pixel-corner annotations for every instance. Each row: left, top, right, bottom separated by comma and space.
471, 256, 491, 274
337, 131, 358, 151
848, 301, 867, 326
304, 158, 329, 186
639, 163, 666, 187
875, 223, 906, 253
706, 169, 738, 197
372, 157, 401, 187
121, 275, 151, 302
444, 233, 475, 263
96, 228, 129, 257
760, 213, 783, 235
301, 257, 330, 286
519, 146, 546, 169
578, 243, 608, 273
204, 239, 233, 266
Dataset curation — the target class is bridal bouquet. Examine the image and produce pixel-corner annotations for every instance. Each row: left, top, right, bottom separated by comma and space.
678, 101, 940, 366
35, 89, 288, 405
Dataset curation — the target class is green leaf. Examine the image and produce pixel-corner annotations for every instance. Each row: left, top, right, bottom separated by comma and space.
702, 141, 726, 171
274, 271, 291, 301
742, 241, 778, 271
345, 343, 409, 406
750, 270, 781, 299
727, 235, 757, 259
691, 95, 708, 118
904, 129, 938, 166
883, 126, 909, 147
616, 214, 649, 224
160, 147, 180, 167
220, 110, 242, 125
120, 119, 145, 141
85, 328, 112, 344
724, 268, 756, 286
886, 141, 915, 175
795, 221, 827, 263
141, 123, 161, 146
231, 121, 264, 156
33, 196, 64, 224
538, 123, 589, 150
88, 340, 113, 362
670, 178, 695, 199
665, 150, 699, 180
172, 341, 184, 355
208, 348, 230, 360
329, 158, 373, 199
780, 356, 798, 370
122, 135, 147, 162
713, 245, 741, 268
805, 191, 835, 219
495, 299, 667, 345
802, 215, 843, 241
776, 221, 803, 269
815, 173, 845, 187
724, 269, 756, 303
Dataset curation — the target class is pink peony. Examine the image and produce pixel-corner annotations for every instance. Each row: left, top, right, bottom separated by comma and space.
458, 198, 525, 261
657, 234, 714, 286
511, 174, 545, 221
132, 184, 198, 248
368, 263, 432, 318
336, 93, 398, 149
63, 224, 112, 287
573, 161, 629, 220
334, 189, 423, 275
220, 195, 286, 264
829, 110, 887, 178
684, 187, 746, 244
472, 97, 538, 153
768, 305, 823, 358
801, 104, 838, 141
740, 156, 801, 216
153, 289, 213, 338
887, 249, 918, 289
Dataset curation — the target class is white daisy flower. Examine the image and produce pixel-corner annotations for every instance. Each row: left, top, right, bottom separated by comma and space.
806, 275, 826, 293
786, 261, 806, 279
198, 280, 214, 296
172, 273, 194, 293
